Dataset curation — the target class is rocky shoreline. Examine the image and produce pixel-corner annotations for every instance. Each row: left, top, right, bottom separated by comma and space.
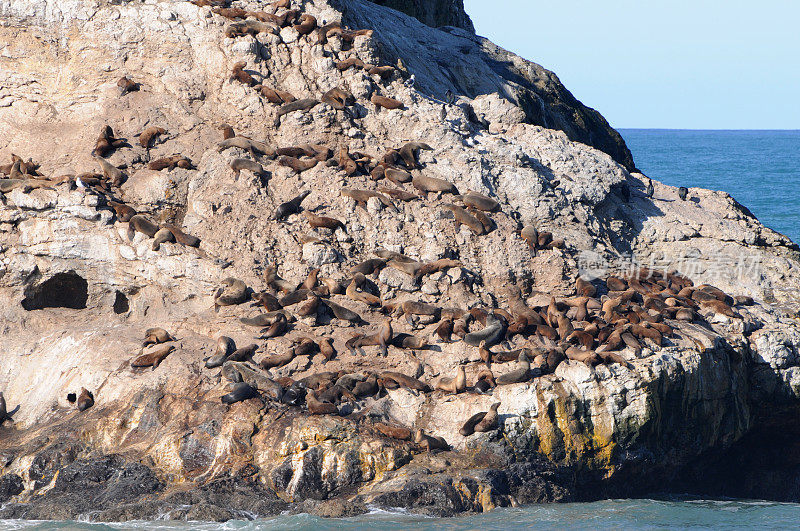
1, 0, 800, 522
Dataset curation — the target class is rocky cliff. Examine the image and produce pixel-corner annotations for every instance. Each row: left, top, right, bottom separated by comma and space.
366, 0, 474, 32
1, 0, 799, 522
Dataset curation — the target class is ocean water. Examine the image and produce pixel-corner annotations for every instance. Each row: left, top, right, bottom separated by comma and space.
3, 499, 800, 529
619, 129, 800, 244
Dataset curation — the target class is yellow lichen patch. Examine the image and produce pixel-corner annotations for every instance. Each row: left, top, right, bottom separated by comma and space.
147, 433, 188, 481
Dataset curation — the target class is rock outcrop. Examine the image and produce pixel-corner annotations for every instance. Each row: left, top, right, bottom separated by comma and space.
366, 0, 474, 32
0, 0, 799, 522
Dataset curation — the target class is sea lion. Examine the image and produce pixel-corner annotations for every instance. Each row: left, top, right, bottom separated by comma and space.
217, 137, 276, 157
457, 191, 499, 212
149, 154, 193, 171
152, 227, 175, 251
460, 411, 486, 436
108, 200, 136, 222
350, 258, 387, 276
435, 365, 466, 394
368, 65, 395, 78
221, 382, 258, 404
228, 343, 258, 362
321, 87, 354, 110
230, 61, 257, 86
324, 300, 363, 323
214, 6, 248, 19
399, 142, 433, 169
474, 402, 500, 432
77, 388, 94, 411
143, 327, 173, 346
378, 186, 418, 201
347, 318, 393, 356
646, 179, 655, 198
464, 314, 506, 348
93, 125, 127, 157
495, 351, 531, 385
374, 422, 411, 440
371, 94, 403, 110
255, 85, 296, 103
414, 429, 448, 451
275, 98, 320, 124
278, 155, 318, 173
260, 347, 295, 369
230, 158, 266, 178
294, 13, 316, 34
225, 19, 278, 37
306, 390, 338, 415
384, 167, 412, 184
336, 57, 369, 71
273, 190, 310, 220
163, 224, 201, 247
379, 371, 430, 392
678, 187, 688, 200
127, 215, 159, 240
0, 392, 12, 425
346, 274, 382, 306
139, 126, 166, 149
206, 336, 236, 368
520, 225, 538, 252
117, 76, 139, 96
435, 319, 454, 343
389, 300, 440, 326
214, 277, 249, 308
259, 313, 288, 339
412, 172, 458, 195
341, 188, 397, 211
443, 203, 485, 235
95, 156, 126, 187
302, 211, 345, 231
131, 343, 175, 369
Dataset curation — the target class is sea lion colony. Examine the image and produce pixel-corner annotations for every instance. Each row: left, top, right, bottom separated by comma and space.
0, 0, 746, 453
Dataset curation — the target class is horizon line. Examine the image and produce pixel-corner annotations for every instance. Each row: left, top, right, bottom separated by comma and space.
615, 127, 800, 132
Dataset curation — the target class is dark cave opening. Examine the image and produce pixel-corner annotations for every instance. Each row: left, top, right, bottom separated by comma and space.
113, 291, 129, 314
21, 272, 88, 311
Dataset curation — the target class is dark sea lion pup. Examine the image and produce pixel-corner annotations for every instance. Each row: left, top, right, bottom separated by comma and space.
221, 382, 259, 404
77, 388, 95, 411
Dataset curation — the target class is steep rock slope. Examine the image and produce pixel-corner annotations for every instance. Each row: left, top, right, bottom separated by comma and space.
0, 0, 799, 521
366, 0, 474, 32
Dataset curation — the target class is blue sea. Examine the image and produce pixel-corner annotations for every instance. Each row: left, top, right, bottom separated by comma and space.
4, 129, 799, 528
620, 129, 800, 244
3, 499, 800, 529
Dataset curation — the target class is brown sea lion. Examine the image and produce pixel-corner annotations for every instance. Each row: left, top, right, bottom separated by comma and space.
278, 155, 318, 173
474, 402, 501, 432
108, 201, 136, 222
374, 422, 411, 440
163, 223, 201, 247
435, 365, 466, 394
93, 125, 127, 157
412, 172, 458, 195
139, 126, 166, 149
77, 388, 95, 411
378, 186, 419, 201
399, 142, 433, 169
306, 390, 338, 415
336, 57, 369, 71
152, 227, 175, 252
131, 343, 175, 369
95, 156, 126, 187
350, 258, 387, 276
230, 158, 266, 178
228, 343, 258, 362
324, 300, 363, 323
341, 188, 397, 211
275, 98, 320, 123
143, 327, 173, 346
214, 277, 249, 308
217, 136, 276, 158
294, 13, 316, 34
368, 65, 395, 78
414, 429, 448, 451
443, 204, 485, 235
371, 94, 403, 110
302, 211, 345, 231
230, 61, 256, 86
127, 215, 159, 240
520, 225, 538, 252
379, 371, 430, 392
149, 155, 193, 171
321, 87, 354, 110
117, 76, 139, 96
206, 336, 236, 368
457, 191, 499, 212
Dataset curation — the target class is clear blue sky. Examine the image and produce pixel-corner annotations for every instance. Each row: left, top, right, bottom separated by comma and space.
464, 0, 799, 130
